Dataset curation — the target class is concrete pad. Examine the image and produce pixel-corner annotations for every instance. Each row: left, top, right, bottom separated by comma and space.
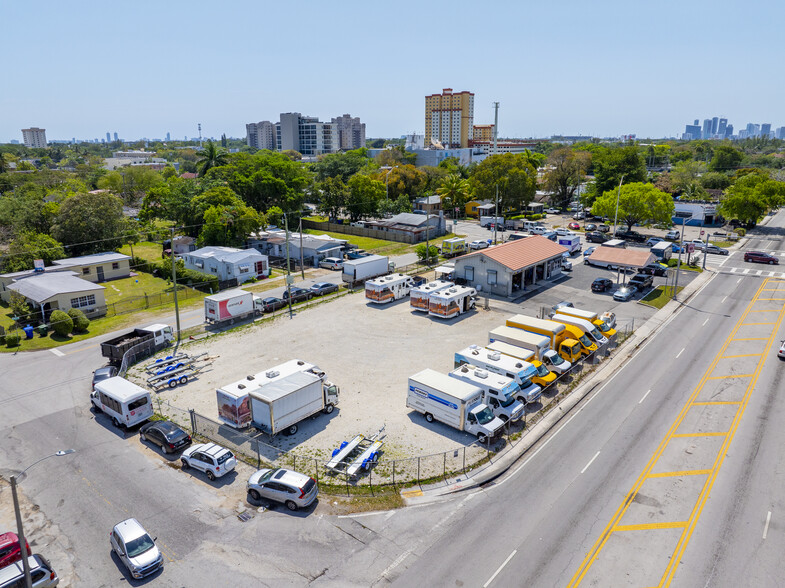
650, 435, 725, 474
579, 526, 683, 587
709, 355, 762, 378
695, 376, 751, 403
616, 474, 707, 527
676, 403, 740, 436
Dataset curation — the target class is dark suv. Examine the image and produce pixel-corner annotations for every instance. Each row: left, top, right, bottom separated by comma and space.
591, 278, 613, 292
586, 232, 609, 244
615, 229, 646, 243
744, 251, 779, 265
629, 274, 654, 291
638, 263, 667, 277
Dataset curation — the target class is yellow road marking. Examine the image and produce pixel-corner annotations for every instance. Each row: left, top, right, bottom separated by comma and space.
672, 432, 727, 438
706, 374, 753, 379
647, 470, 712, 478
692, 401, 741, 405
720, 354, 762, 359
614, 522, 688, 532
65, 342, 100, 355
741, 322, 775, 325
748, 309, 779, 312
569, 278, 785, 587
401, 488, 423, 498
730, 337, 768, 341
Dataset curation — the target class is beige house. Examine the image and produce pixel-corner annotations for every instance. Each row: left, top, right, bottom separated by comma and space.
7, 272, 107, 320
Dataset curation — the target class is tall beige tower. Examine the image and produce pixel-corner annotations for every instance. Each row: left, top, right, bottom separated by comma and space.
424, 88, 474, 148
21, 127, 47, 148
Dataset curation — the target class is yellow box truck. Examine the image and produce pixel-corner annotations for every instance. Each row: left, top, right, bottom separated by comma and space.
504, 315, 582, 363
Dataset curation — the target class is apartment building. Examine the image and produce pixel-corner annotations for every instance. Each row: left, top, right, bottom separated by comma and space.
331, 114, 366, 150
246, 121, 276, 150
21, 127, 47, 148
425, 88, 474, 148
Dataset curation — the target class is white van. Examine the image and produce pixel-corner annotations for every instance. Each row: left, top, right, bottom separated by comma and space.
91, 376, 153, 428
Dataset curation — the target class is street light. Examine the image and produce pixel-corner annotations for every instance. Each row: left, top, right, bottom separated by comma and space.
383, 166, 398, 201
11, 449, 75, 588
612, 174, 624, 238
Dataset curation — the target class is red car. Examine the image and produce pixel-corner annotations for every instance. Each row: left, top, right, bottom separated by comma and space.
0, 532, 31, 568
568, 222, 581, 230
744, 251, 779, 265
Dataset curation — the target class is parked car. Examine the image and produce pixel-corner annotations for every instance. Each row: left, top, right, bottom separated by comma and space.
469, 240, 489, 250
670, 243, 683, 253
181, 443, 237, 480
546, 208, 560, 214
345, 249, 369, 260
283, 287, 313, 303
687, 239, 706, 251
778, 340, 785, 360
568, 222, 581, 230
629, 274, 654, 291
110, 518, 163, 580
310, 282, 339, 296
637, 263, 668, 276
613, 285, 638, 301
744, 251, 779, 264
705, 244, 729, 256
139, 421, 191, 454
646, 237, 663, 247
665, 230, 680, 240
543, 231, 558, 242
561, 258, 572, 271
0, 532, 30, 569
586, 232, 609, 244
0, 553, 58, 587
259, 296, 286, 313
591, 278, 614, 293
601, 311, 616, 329
92, 366, 118, 391
555, 227, 574, 236
246, 468, 319, 511
319, 257, 344, 269
584, 246, 597, 258
615, 229, 646, 243
584, 223, 597, 232
597, 224, 610, 233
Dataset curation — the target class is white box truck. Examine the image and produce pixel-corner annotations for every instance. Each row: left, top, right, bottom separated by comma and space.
342, 255, 389, 284
558, 234, 581, 255
480, 215, 505, 228
448, 364, 527, 419
365, 273, 417, 304
204, 289, 257, 324
428, 285, 477, 319
454, 345, 542, 404
410, 280, 454, 311
246, 359, 340, 435
488, 325, 572, 374
91, 376, 153, 429
407, 369, 505, 443
216, 380, 253, 428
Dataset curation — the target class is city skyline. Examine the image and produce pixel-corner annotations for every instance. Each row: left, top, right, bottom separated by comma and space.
2, 0, 784, 143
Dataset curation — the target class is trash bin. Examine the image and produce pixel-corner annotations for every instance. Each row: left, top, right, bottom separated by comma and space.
23, 325, 34, 339
36, 324, 48, 336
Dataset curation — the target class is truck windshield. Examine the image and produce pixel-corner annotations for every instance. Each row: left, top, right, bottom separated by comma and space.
499, 395, 517, 408
589, 328, 602, 340
579, 334, 592, 347
549, 353, 565, 366
535, 363, 550, 377
475, 406, 495, 425
598, 321, 611, 332
516, 377, 532, 390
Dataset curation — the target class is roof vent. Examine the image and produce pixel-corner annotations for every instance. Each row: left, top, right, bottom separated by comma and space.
515, 363, 523, 368
460, 365, 470, 373
246, 375, 255, 380
265, 370, 280, 379
474, 368, 489, 379
296, 360, 305, 365
237, 384, 245, 390
487, 351, 501, 361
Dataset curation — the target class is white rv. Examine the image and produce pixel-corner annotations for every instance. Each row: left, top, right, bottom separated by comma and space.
91, 377, 153, 429
409, 280, 454, 312
365, 273, 417, 304
428, 285, 477, 319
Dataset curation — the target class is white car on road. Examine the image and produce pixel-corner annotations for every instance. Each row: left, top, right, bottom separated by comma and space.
469, 240, 489, 250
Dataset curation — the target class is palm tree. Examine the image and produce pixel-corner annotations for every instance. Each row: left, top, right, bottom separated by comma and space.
436, 174, 473, 216
196, 140, 229, 177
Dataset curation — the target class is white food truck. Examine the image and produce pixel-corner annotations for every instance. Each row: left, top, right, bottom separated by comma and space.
409, 280, 454, 312
428, 285, 477, 319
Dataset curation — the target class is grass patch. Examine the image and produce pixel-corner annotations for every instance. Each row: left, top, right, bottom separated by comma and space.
103, 273, 203, 306
303, 229, 414, 257
119, 241, 164, 262
640, 285, 684, 309
711, 240, 734, 248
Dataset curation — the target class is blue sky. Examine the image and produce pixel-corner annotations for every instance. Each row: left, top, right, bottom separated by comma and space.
3, 0, 783, 143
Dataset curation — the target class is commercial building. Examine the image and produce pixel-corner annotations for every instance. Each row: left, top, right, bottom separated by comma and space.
21, 127, 47, 148
425, 88, 474, 148
331, 114, 366, 150
246, 121, 276, 150
245, 113, 364, 155
473, 124, 495, 142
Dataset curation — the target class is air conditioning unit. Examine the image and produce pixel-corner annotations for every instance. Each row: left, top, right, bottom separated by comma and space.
265, 370, 280, 379
474, 368, 489, 379
487, 351, 501, 361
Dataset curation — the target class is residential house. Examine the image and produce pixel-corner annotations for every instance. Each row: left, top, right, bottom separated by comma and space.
182, 246, 269, 285
247, 231, 345, 267
364, 213, 446, 242
465, 199, 491, 218
7, 272, 107, 319
413, 195, 442, 215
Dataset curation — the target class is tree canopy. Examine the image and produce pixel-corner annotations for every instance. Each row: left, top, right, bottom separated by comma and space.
718, 173, 785, 226
51, 191, 126, 255
470, 153, 537, 213
591, 182, 674, 231
591, 146, 647, 198
542, 148, 590, 208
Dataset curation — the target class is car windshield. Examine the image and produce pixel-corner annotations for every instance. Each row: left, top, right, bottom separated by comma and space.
474, 406, 496, 425
257, 469, 276, 483
125, 533, 155, 558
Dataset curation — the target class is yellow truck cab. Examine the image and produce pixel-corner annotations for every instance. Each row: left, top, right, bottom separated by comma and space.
555, 306, 617, 340
559, 323, 597, 357
505, 315, 582, 364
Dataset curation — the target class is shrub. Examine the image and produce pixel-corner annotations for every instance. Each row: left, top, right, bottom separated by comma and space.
735, 227, 746, 237
50, 309, 73, 336
5, 332, 21, 347
67, 308, 90, 333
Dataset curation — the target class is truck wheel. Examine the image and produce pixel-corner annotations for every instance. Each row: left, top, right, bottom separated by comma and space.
425, 413, 434, 423
286, 424, 298, 435
249, 489, 261, 501
478, 433, 488, 444
324, 404, 335, 414
499, 415, 509, 422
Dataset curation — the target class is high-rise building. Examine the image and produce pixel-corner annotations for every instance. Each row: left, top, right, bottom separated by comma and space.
725, 124, 733, 138
684, 123, 702, 141
760, 123, 772, 138
113, 132, 118, 142
425, 88, 475, 148
106, 132, 111, 143
718, 118, 727, 138
21, 127, 47, 148
246, 121, 276, 150
711, 117, 719, 136
746, 123, 759, 137
776, 126, 785, 140
166, 132, 171, 142
472, 124, 495, 142
331, 114, 366, 150
275, 113, 338, 156
702, 119, 712, 140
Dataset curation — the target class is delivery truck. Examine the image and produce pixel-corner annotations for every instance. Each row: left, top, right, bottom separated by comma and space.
365, 273, 418, 304
245, 359, 339, 435
480, 215, 505, 228
484, 340, 558, 387
488, 325, 573, 373
428, 285, 477, 319
448, 365, 526, 420
504, 315, 583, 364
440, 237, 467, 258
551, 313, 608, 347
204, 289, 258, 324
101, 323, 174, 366
409, 280, 454, 311
544, 318, 597, 357
558, 234, 581, 255
407, 369, 505, 443
454, 345, 542, 403
342, 255, 390, 285
550, 306, 617, 341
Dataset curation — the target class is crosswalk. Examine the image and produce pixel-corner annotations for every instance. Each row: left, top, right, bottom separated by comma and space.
720, 266, 785, 278
705, 248, 784, 278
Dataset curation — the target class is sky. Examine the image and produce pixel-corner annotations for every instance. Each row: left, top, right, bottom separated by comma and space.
3, 0, 784, 143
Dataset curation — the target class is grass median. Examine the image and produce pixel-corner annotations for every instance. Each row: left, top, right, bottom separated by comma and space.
640, 285, 684, 309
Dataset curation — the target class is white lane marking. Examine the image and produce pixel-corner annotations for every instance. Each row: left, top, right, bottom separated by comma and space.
737, 278, 742, 283
729, 267, 738, 273
703, 317, 710, 326
721, 296, 728, 304
581, 451, 601, 474
380, 550, 412, 579
483, 550, 517, 588
639, 389, 651, 404
50, 348, 65, 357
743, 268, 751, 275
763, 511, 772, 539
718, 256, 731, 267
676, 348, 685, 358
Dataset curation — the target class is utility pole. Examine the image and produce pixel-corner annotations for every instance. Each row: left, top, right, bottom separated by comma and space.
492, 102, 500, 245
284, 213, 293, 319
198, 123, 202, 148
612, 175, 624, 238
299, 217, 305, 279
11, 476, 31, 588
673, 216, 690, 300
170, 228, 181, 340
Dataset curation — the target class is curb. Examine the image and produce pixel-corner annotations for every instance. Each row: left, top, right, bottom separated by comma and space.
403, 265, 717, 505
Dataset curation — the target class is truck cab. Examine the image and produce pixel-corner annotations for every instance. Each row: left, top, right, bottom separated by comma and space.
465, 404, 505, 441
559, 324, 597, 357
450, 364, 530, 417
552, 314, 608, 347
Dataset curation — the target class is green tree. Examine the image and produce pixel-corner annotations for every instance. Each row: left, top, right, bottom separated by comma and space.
542, 148, 591, 208
415, 243, 439, 263
2, 232, 65, 273
199, 203, 264, 247
377, 165, 428, 201
718, 173, 785, 226
51, 191, 125, 255
709, 145, 744, 172
591, 182, 674, 231
98, 167, 163, 203
346, 174, 384, 221
670, 160, 707, 195
700, 172, 731, 190
315, 177, 347, 220
470, 153, 537, 213
311, 149, 372, 182
592, 146, 647, 198
9, 291, 32, 323
196, 140, 229, 176
436, 174, 473, 214
50, 309, 73, 336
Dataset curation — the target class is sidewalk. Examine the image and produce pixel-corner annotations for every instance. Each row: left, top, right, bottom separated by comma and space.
403, 263, 717, 504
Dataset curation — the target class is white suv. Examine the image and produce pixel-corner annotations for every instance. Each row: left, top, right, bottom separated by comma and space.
180, 443, 237, 480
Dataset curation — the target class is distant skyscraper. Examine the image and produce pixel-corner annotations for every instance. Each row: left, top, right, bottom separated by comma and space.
760, 123, 772, 138
246, 121, 276, 150
331, 114, 366, 150
776, 126, 785, 140
718, 118, 727, 138
166, 132, 171, 141
702, 119, 712, 140
694, 119, 699, 126
711, 117, 719, 136
684, 124, 702, 141
106, 132, 111, 143
113, 132, 118, 142
725, 124, 733, 138
21, 127, 47, 148
745, 123, 760, 137
425, 88, 475, 148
